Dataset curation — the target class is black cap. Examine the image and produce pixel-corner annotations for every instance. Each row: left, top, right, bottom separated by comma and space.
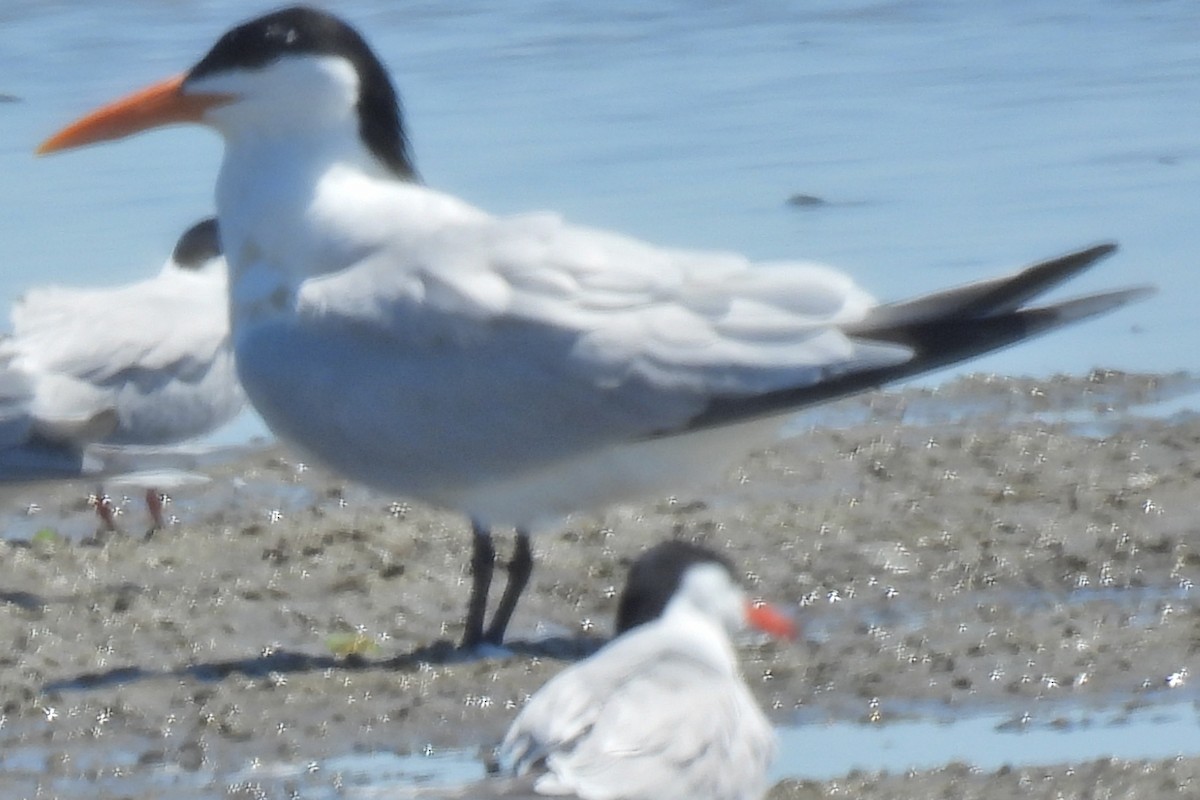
615, 540, 735, 634
172, 217, 221, 268
186, 6, 416, 179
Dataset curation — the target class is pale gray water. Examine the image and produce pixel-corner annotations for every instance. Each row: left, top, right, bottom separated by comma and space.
6, 699, 1194, 796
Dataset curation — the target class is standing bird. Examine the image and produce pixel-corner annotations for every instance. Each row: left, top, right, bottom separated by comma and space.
0, 218, 245, 526
38, 7, 1150, 646
498, 540, 794, 800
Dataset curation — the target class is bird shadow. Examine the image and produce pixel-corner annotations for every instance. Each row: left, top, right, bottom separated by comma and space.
0, 589, 44, 612
41, 634, 607, 695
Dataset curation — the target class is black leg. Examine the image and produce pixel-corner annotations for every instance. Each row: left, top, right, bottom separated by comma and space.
461, 520, 496, 649
483, 529, 533, 646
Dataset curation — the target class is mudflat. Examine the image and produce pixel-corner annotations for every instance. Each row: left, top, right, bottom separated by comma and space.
0, 370, 1197, 799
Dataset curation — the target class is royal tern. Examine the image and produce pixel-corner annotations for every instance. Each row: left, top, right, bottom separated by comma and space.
0, 218, 244, 523
38, 6, 1151, 646
499, 540, 793, 800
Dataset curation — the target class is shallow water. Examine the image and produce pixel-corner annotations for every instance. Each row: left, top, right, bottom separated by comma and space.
350, 699, 1200, 790
7, 698, 1194, 796
776, 698, 1200, 782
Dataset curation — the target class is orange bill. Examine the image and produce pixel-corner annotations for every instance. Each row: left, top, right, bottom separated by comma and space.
37, 74, 234, 155
746, 599, 799, 640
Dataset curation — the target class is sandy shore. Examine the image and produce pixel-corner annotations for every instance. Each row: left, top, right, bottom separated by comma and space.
0, 370, 1197, 798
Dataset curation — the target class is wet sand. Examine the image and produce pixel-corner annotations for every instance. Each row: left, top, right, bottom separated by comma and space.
0, 370, 1198, 798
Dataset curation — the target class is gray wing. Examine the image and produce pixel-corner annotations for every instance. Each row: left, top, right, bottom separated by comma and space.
501, 647, 774, 800
10, 262, 230, 387
297, 210, 910, 448
682, 243, 1152, 430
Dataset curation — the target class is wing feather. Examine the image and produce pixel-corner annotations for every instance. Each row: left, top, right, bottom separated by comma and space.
298, 210, 910, 446
1, 249, 241, 447
10, 262, 229, 384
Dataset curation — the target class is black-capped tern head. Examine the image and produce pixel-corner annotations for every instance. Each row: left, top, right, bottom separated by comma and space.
38, 6, 415, 180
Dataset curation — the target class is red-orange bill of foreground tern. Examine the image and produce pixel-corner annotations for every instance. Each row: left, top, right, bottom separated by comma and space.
748, 599, 798, 639
36, 74, 233, 154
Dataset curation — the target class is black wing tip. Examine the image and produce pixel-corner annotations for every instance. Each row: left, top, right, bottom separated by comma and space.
981, 239, 1122, 310
1060, 240, 1119, 271
615, 540, 734, 635
678, 282, 1154, 435
1040, 240, 1119, 280
1080, 241, 1118, 258
1039, 284, 1155, 324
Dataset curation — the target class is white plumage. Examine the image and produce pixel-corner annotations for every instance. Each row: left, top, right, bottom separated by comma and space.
0, 218, 244, 479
